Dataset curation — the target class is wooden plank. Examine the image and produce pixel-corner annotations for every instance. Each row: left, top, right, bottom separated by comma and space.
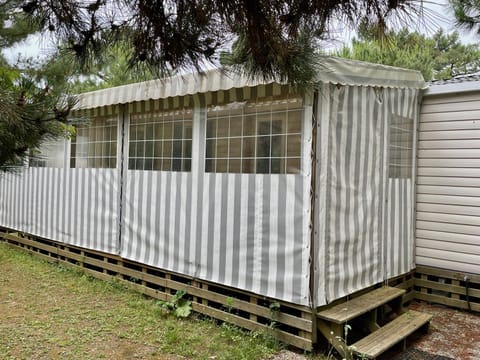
201, 283, 208, 306
4, 243, 55, 264
416, 265, 480, 283
352, 310, 432, 359
162, 278, 312, 331
414, 277, 480, 299
420, 274, 428, 295
391, 278, 414, 291
451, 280, 460, 300
317, 287, 405, 324
4, 234, 58, 254
415, 291, 480, 312
193, 303, 313, 351
130, 271, 312, 330
403, 290, 416, 304
57, 247, 165, 285
250, 297, 258, 322
317, 320, 348, 360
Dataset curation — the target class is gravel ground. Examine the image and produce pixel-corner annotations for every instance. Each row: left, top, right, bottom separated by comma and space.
268, 350, 310, 360
405, 301, 480, 360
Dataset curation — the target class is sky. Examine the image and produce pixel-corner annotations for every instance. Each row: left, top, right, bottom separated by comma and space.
2, 0, 478, 64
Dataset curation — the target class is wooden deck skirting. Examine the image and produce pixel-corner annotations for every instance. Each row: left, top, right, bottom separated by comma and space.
0, 229, 313, 350
414, 265, 480, 313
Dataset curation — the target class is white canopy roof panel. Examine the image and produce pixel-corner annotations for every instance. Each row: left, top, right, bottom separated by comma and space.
74, 57, 425, 110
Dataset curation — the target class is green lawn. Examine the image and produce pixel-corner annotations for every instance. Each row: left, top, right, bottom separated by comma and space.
0, 243, 284, 360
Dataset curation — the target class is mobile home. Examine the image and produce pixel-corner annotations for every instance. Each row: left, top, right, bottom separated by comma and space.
0, 57, 427, 351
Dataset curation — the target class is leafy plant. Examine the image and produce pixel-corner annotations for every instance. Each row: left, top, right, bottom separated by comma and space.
159, 290, 192, 318
269, 301, 281, 325
225, 296, 235, 313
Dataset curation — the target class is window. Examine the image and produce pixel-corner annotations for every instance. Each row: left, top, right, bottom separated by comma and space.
205, 96, 302, 174
388, 115, 413, 178
129, 109, 192, 171
30, 139, 66, 168
70, 116, 118, 168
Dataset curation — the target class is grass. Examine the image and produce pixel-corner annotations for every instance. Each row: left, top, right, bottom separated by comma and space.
0, 243, 283, 360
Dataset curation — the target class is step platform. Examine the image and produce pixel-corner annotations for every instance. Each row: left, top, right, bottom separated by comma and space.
317, 286, 432, 360
317, 286, 406, 324
351, 310, 432, 359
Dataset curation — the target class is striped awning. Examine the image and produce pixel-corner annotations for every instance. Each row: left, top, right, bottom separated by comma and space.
74, 57, 426, 111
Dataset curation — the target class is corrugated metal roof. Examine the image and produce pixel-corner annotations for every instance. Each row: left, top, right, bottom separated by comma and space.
429, 73, 480, 86
426, 73, 480, 96
74, 57, 426, 110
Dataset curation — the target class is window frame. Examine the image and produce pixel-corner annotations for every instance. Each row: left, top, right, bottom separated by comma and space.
205, 95, 303, 174
70, 116, 118, 169
388, 114, 414, 179
128, 108, 193, 172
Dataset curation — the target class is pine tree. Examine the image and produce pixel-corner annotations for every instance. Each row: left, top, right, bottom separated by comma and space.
0, 0, 74, 171
450, 0, 480, 35
14, 0, 426, 84
337, 25, 480, 80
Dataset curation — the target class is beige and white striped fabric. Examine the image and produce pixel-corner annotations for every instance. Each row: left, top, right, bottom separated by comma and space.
0, 59, 424, 307
314, 84, 419, 305
0, 168, 119, 254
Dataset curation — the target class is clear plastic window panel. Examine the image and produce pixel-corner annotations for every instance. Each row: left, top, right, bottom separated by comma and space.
388, 115, 413, 178
129, 108, 193, 171
30, 139, 66, 168
70, 117, 118, 168
205, 96, 303, 174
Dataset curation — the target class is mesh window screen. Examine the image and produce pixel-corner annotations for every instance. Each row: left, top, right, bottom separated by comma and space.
389, 114, 413, 178
71, 116, 118, 168
30, 139, 66, 168
129, 108, 192, 171
205, 96, 303, 174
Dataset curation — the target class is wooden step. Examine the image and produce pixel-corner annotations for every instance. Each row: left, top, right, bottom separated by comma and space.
351, 310, 433, 359
317, 286, 406, 324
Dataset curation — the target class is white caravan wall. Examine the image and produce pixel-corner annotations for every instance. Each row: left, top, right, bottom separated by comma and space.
417, 91, 480, 274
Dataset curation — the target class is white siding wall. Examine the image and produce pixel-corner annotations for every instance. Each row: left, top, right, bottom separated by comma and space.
417, 91, 480, 274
